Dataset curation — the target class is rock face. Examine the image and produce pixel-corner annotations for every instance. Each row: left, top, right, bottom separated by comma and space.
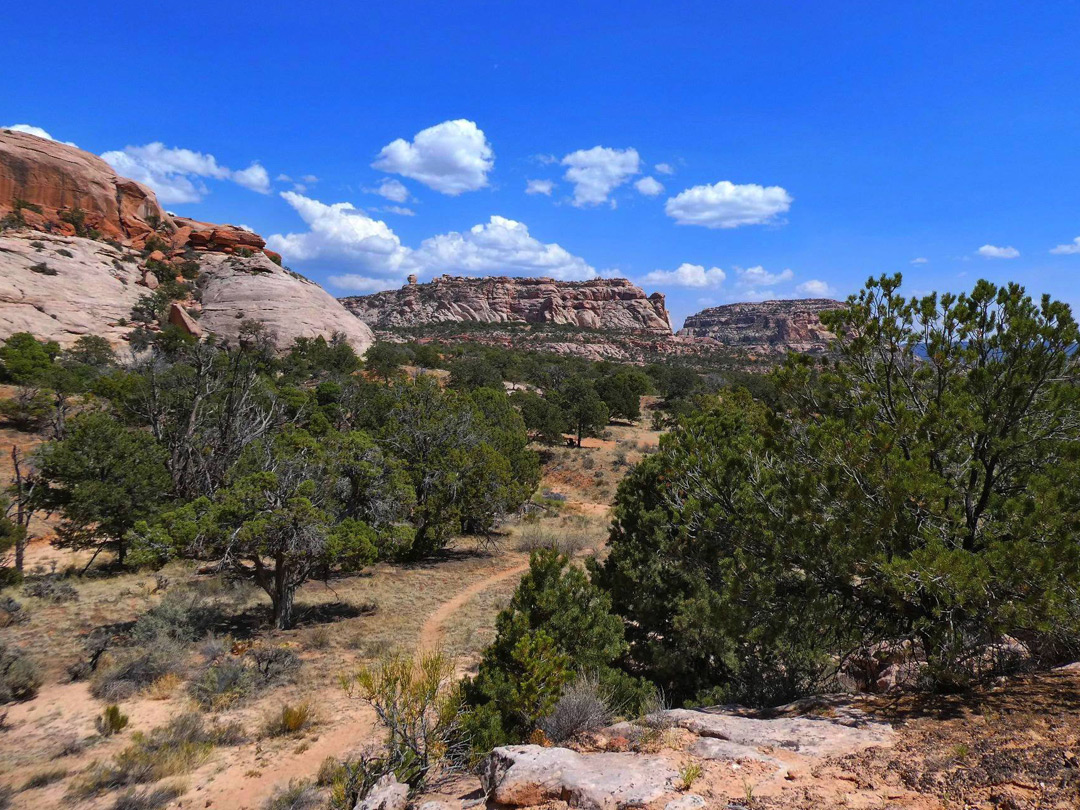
0, 130, 372, 354
195, 253, 374, 354
0, 233, 146, 345
678, 298, 842, 355
480, 745, 676, 810
0, 129, 166, 243
342, 275, 673, 335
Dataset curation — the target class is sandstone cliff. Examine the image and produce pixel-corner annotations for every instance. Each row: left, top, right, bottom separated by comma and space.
342, 275, 673, 335
678, 298, 841, 355
0, 129, 373, 354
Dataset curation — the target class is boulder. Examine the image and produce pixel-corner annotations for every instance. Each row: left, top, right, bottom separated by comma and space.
480, 745, 676, 809
168, 302, 202, 338
354, 773, 409, 810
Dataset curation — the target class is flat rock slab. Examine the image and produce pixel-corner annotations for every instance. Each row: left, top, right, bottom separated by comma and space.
688, 736, 784, 765
481, 744, 677, 809
659, 706, 894, 757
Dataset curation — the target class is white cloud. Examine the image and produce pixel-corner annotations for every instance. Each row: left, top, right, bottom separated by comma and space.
230, 162, 271, 194
266, 191, 410, 275
327, 275, 402, 293
738, 266, 794, 287
101, 142, 271, 203
412, 215, 595, 280
561, 146, 640, 207
381, 205, 415, 216
796, 279, 833, 297
654, 163, 675, 175
645, 263, 726, 288
665, 181, 792, 229
525, 179, 554, 196
634, 176, 664, 197
977, 244, 1019, 259
372, 119, 493, 195
3, 123, 76, 146
910, 257, 929, 264
1050, 237, 1080, 255
367, 178, 410, 203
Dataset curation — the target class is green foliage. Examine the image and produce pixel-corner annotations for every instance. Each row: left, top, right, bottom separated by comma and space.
363, 342, 410, 381
460, 550, 638, 753
35, 412, 171, 565
344, 651, 463, 790
96, 704, 130, 736
511, 390, 567, 445
552, 376, 609, 447
0, 332, 60, 384
601, 274, 1080, 703
596, 369, 651, 421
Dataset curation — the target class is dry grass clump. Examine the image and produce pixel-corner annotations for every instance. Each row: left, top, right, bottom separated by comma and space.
69, 712, 244, 799
145, 672, 183, 700
22, 766, 69, 790
110, 782, 186, 810
538, 674, 617, 742
189, 644, 301, 710
0, 640, 42, 703
262, 701, 318, 738
516, 524, 588, 556
264, 778, 322, 810
90, 640, 186, 702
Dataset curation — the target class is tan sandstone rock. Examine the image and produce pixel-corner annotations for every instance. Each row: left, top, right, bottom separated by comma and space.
479, 744, 677, 809
195, 252, 374, 355
677, 298, 842, 355
354, 773, 409, 810
0, 234, 145, 346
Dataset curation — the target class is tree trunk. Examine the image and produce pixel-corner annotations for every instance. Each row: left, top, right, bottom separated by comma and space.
273, 586, 296, 630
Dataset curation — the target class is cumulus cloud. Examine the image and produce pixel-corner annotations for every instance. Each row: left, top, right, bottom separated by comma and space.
412, 215, 595, 280
654, 163, 675, 175
977, 244, 1019, 259
101, 142, 270, 203
634, 176, 664, 197
525, 179, 554, 196
372, 119, 493, 195
645, 263, 726, 288
1050, 237, 1080, 255
561, 146, 640, 207
367, 178, 410, 203
3, 123, 76, 146
910, 257, 929, 264
665, 181, 792, 229
266, 191, 411, 275
738, 266, 794, 288
796, 279, 833, 296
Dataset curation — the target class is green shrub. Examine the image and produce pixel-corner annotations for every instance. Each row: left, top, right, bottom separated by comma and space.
22, 767, 69, 790
262, 701, 316, 737
96, 704, 130, 737
188, 656, 253, 710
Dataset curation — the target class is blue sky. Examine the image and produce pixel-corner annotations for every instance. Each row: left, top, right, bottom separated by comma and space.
5, 1, 1080, 327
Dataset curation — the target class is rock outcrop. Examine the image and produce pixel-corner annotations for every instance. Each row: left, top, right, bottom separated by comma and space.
678, 298, 842, 355
0, 234, 147, 345
480, 745, 677, 810
0, 130, 373, 354
195, 253, 375, 353
342, 275, 673, 335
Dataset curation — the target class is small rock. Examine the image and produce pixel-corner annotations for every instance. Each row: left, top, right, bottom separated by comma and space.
143, 271, 159, 290
664, 796, 705, 810
355, 773, 409, 810
148, 249, 166, 262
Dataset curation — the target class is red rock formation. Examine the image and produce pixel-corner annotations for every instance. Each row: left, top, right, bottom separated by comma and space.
678, 298, 841, 355
0, 129, 165, 241
0, 129, 275, 260
342, 275, 673, 335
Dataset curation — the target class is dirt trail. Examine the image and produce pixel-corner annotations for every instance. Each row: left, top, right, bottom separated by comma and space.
417, 562, 530, 652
